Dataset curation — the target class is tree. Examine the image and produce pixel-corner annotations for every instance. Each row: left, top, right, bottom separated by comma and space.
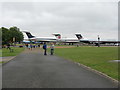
1, 27, 10, 45
9, 26, 24, 43
1, 26, 24, 45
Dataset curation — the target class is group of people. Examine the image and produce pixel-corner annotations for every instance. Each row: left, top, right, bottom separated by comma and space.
25, 43, 55, 55
43, 43, 54, 55
25, 44, 40, 50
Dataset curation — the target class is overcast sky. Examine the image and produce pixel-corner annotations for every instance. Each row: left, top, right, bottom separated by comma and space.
0, 0, 118, 40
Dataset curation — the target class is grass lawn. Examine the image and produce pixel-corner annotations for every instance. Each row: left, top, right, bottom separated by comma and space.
2, 47, 25, 57
48, 46, 119, 80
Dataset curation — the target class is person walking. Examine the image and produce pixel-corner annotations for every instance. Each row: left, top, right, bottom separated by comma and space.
7, 43, 11, 50
43, 42, 47, 55
30, 44, 33, 50
38, 44, 40, 48
25, 43, 28, 48
28, 44, 31, 50
50, 43, 54, 55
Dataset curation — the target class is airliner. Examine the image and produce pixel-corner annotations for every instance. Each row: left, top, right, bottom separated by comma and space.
23, 31, 57, 42
52, 33, 82, 43
77, 35, 120, 46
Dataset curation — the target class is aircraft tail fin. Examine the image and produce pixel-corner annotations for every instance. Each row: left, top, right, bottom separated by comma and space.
24, 31, 35, 38
75, 33, 83, 40
52, 33, 61, 39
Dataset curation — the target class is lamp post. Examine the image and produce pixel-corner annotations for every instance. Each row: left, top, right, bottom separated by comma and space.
98, 35, 100, 47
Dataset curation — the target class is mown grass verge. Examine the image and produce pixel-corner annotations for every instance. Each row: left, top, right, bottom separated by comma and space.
48, 46, 119, 80
1, 47, 25, 57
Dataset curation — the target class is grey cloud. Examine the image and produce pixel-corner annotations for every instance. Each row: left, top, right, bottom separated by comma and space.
0, 2, 118, 40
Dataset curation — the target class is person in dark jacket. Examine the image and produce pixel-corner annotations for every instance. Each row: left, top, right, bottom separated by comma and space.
43, 43, 47, 55
7, 43, 11, 50
50, 43, 54, 55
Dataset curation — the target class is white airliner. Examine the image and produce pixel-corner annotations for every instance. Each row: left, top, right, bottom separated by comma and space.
23, 31, 57, 42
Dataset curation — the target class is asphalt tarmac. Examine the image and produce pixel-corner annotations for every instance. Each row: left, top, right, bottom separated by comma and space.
2, 48, 118, 88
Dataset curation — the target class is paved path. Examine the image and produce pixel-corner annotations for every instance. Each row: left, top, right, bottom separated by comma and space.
2, 48, 118, 88
0, 56, 15, 63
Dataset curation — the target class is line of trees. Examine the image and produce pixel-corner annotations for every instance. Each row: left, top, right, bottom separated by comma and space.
0, 26, 24, 45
